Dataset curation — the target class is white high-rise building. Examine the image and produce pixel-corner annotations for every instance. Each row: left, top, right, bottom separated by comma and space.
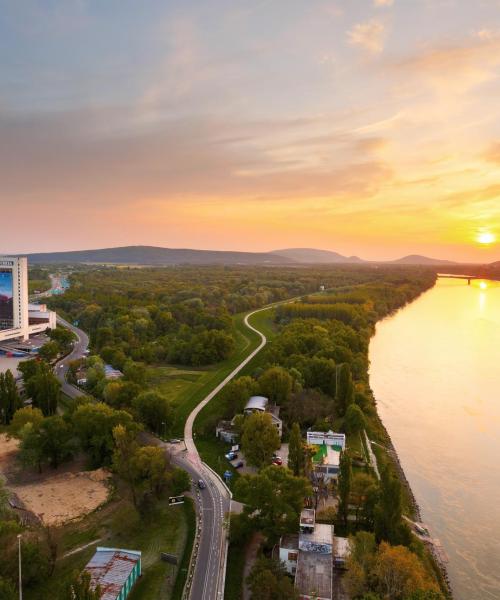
0, 256, 56, 342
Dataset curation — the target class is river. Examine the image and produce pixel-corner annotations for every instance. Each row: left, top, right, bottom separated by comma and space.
369, 277, 500, 600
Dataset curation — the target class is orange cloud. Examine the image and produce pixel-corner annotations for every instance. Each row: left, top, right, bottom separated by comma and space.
347, 20, 387, 54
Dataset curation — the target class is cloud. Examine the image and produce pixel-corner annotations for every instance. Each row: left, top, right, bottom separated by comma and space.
347, 20, 386, 54
390, 35, 500, 95
482, 142, 500, 164
374, 0, 394, 6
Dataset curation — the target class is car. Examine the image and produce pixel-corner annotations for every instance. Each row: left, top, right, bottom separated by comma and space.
198, 479, 206, 489
234, 461, 244, 469
225, 452, 238, 461
169, 438, 181, 444
272, 457, 283, 466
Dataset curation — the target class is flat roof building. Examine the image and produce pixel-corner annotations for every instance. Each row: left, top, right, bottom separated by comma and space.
84, 547, 141, 600
0, 257, 56, 343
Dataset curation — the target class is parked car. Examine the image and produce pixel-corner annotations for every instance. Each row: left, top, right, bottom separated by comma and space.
225, 452, 238, 461
169, 438, 181, 444
198, 479, 206, 489
272, 457, 283, 466
234, 461, 244, 469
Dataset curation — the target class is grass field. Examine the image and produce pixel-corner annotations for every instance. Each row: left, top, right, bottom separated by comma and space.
25, 492, 192, 600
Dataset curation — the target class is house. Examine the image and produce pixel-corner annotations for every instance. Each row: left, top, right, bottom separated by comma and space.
306, 430, 346, 450
311, 442, 341, 482
84, 547, 141, 600
215, 420, 239, 444
244, 395, 282, 437
279, 533, 299, 575
295, 509, 333, 600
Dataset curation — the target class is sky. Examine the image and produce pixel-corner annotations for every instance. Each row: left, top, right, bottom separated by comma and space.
1, 0, 500, 262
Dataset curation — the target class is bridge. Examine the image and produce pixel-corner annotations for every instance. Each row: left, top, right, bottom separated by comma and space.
437, 273, 480, 285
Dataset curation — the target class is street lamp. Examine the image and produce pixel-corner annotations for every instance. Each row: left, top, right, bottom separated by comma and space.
17, 533, 22, 600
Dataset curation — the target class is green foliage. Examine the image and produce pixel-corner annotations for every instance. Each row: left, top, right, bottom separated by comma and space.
247, 557, 299, 600
133, 391, 171, 435
258, 366, 293, 405
24, 361, 61, 416
287, 422, 305, 476
344, 403, 366, 435
235, 466, 311, 540
336, 363, 354, 417
0, 370, 22, 425
73, 402, 138, 468
0, 576, 16, 600
338, 451, 352, 527
241, 412, 281, 469
375, 468, 412, 546
219, 376, 259, 417
38, 341, 60, 362
18, 416, 74, 471
66, 570, 102, 599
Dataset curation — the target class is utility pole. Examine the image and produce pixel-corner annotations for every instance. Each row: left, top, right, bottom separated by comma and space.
17, 533, 22, 600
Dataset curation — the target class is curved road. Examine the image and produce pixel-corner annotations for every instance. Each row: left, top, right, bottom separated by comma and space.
54, 300, 272, 600
170, 306, 269, 600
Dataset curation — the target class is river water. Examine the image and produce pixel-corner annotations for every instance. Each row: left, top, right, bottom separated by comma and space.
369, 277, 500, 600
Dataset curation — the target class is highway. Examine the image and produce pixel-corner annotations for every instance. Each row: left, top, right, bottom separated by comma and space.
54, 315, 89, 398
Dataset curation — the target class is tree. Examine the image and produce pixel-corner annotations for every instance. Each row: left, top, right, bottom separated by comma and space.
248, 558, 299, 600
25, 361, 61, 416
38, 341, 60, 362
344, 404, 366, 436
112, 425, 140, 506
9, 407, 44, 438
338, 451, 352, 527
73, 403, 137, 468
0, 370, 22, 425
259, 367, 293, 405
38, 416, 74, 469
235, 466, 311, 540
287, 422, 305, 476
133, 391, 171, 435
219, 376, 258, 416
373, 542, 440, 599
169, 467, 191, 495
0, 576, 16, 600
123, 361, 146, 385
336, 363, 354, 416
66, 569, 102, 599
241, 412, 281, 469
18, 423, 44, 472
374, 468, 411, 546
131, 445, 169, 497
351, 472, 379, 527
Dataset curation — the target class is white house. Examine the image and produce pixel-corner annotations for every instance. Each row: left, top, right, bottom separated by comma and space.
306, 430, 346, 450
244, 395, 282, 438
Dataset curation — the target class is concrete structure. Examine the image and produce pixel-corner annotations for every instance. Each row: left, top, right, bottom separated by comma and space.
0, 257, 56, 343
333, 536, 351, 569
85, 547, 141, 600
293, 509, 333, 600
279, 533, 299, 575
311, 442, 341, 481
244, 395, 282, 437
306, 430, 346, 450
215, 420, 239, 444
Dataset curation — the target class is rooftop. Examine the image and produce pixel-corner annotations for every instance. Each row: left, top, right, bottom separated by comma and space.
295, 551, 332, 600
299, 523, 333, 554
280, 533, 299, 550
300, 508, 315, 526
244, 395, 268, 412
85, 547, 141, 600
312, 443, 341, 466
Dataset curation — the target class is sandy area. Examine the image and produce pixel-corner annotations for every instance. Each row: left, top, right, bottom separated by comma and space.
0, 434, 111, 525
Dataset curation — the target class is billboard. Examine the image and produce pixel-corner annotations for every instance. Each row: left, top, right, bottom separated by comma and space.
0, 269, 14, 330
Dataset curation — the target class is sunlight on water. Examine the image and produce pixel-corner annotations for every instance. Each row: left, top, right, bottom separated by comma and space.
369, 278, 500, 600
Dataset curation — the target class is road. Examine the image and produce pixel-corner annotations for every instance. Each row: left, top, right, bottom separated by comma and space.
54, 315, 89, 398
169, 306, 269, 600
53, 295, 272, 599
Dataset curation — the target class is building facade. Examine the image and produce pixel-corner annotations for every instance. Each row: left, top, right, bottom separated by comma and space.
0, 257, 56, 343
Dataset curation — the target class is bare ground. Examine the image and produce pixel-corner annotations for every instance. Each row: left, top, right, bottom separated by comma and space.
0, 433, 111, 526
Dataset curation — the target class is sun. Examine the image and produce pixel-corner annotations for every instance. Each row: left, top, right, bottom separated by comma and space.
477, 231, 496, 245
479, 281, 488, 290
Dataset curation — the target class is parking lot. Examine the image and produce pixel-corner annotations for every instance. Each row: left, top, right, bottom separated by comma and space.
225, 442, 289, 475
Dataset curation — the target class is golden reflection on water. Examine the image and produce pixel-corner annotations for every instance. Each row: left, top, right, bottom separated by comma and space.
369, 278, 500, 600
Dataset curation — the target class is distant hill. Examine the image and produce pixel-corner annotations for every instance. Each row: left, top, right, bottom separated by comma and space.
271, 248, 364, 264
25, 246, 292, 266
390, 254, 456, 266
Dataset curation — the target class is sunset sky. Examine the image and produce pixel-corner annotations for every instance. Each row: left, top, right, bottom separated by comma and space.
1, 0, 499, 261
